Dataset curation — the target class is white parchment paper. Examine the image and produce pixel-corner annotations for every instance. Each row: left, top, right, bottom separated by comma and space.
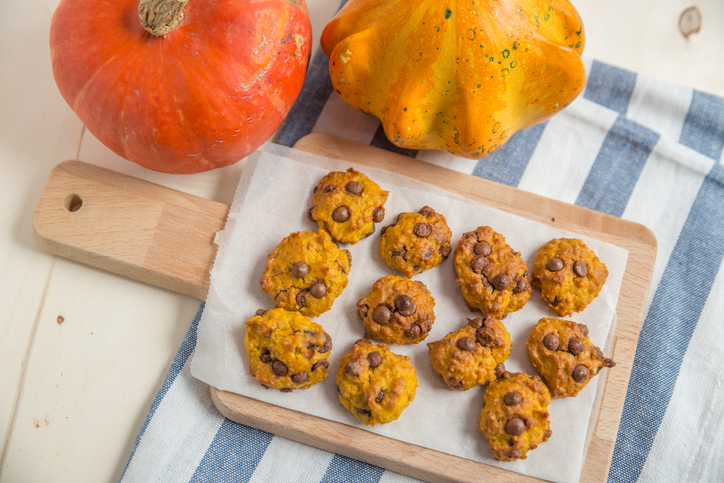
191, 144, 628, 483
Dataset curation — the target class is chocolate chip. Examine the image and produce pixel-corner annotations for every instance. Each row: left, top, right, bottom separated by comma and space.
509, 449, 521, 459
372, 305, 391, 325
457, 337, 476, 351
494, 363, 506, 378
392, 248, 406, 259
481, 276, 491, 287
345, 362, 359, 377
395, 295, 416, 316
260, 349, 272, 363
307, 207, 315, 222
355, 407, 371, 416
365, 225, 376, 237
504, 391, 522, 406
543, 333, 560, 351
367, 352, 382, 368
573, 260, 588, 277
468, 317, 484, 329
272, 360, 288, 376
513, 279, 529, 293
292, 261, 310, 278
372, 206, 385, 222
310, 282, 327, 298
345, 181, 363, 195
568, 337, 584, 355
419, 206, 433, 217
280, 388, 293, 393
296, 290, 307, 307
464, 231, 477, 239
547, 257, 564, 271
439, 244, 452, 257
291, 372, 308, 384
333, 205, 351, 222
357, 304, 369, 319
319, 334, 332, 353
255, 309, 267, 316
414, 222, 432, 238
472, 256, 489, 274
407, 324, 422, 339
473, 241, 492, 256
375, 390, 385, 403
312, 360, 329, 371
573, 365, 590, 382
492, 273, 511, 291
324, 184, 336, 193
505, 417, 526, 436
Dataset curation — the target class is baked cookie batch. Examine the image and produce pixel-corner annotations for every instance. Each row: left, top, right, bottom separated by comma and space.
243, 166, 616, 462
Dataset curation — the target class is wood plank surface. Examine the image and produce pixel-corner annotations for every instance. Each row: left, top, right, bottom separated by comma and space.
31, 133, 657, 482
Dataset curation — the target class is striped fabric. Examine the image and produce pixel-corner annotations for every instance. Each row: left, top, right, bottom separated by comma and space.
120, 47, 724, 483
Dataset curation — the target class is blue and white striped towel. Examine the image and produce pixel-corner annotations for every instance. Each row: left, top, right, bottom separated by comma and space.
120, 43, 724, 483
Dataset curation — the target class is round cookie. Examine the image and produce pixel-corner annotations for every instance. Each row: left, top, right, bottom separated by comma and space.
259, 229, 351, 317
453, 226, 532, 319
531, 238, 608, 316
527, 317, 616, 398
244, 308, 332, 391
379, 206, 453, 278
427, 316, 511, 390
308, 167, 389, 244
335, 339, 418, 426
356, 275, 436, 344
477, 371, 553, 461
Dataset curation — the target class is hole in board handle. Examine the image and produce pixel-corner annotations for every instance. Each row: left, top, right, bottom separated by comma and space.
64, 194, 83, 212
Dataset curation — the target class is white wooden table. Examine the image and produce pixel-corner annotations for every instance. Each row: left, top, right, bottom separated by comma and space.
1, 1, 722, 481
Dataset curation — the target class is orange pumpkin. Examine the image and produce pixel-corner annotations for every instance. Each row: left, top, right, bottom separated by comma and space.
321, 0, 585, 158
50, 0, 312, 173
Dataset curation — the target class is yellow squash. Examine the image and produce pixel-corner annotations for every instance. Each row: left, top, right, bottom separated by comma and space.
321, 0, 585, 158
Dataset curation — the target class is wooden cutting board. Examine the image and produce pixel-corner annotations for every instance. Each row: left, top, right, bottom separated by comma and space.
32, 133, 657, 483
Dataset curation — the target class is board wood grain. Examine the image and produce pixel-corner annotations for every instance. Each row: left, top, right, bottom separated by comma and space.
31, 133, 657, 482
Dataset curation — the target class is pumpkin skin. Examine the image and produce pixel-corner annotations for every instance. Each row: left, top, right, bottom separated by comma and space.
50, 0, 312, 173
320, 0, 585, 158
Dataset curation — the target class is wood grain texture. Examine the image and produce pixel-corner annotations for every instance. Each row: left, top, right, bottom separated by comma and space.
32, 160, 229, 300
31, 134, 657, 482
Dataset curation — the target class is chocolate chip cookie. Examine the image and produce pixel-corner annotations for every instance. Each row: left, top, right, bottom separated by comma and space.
335, 339, 418, 426
453, 226, 532, 318
531, 238, 609, 316
379, 206, 453, 278
244, 308, 332, 391
427, 316, 511, 390
259, 229, 351, 317
356, 275, 436, 344
527, 318, 615, 398
477, 371, 553, 461
308, 167, 389, 244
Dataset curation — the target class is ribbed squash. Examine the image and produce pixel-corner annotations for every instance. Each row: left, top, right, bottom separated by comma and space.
320, 0, 585, 158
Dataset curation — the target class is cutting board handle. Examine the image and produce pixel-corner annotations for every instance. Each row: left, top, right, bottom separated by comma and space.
32, 160, 229, 300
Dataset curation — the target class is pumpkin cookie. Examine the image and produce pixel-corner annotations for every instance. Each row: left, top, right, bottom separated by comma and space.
531, 238, 608, 316
477, 371, 553, 461
259, 229, 351, 317
379, 206, 453, 278
427, 316, 511, 390
356, 275, 436, 344
244, 308, 332, 391
308, 167, 388, 244
453, 226, 531, 319
335, 339, 417, 426
527, 318, 615, 398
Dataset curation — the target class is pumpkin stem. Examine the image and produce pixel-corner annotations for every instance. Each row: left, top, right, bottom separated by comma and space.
138, 0, 188, 37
